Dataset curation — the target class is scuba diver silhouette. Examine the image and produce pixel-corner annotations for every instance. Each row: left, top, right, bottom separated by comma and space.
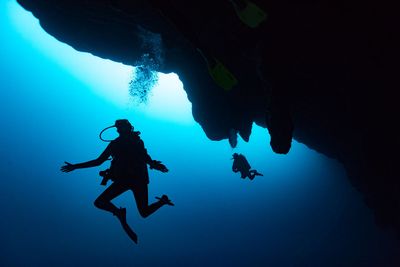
60, 119, 173, 244
232, 153, 263, 180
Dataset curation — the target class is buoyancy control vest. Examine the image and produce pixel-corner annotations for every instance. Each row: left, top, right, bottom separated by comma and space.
108, 134, 150, 184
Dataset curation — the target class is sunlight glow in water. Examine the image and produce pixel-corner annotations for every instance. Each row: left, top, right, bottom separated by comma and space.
7, 1, 194, 124
3, 2, 400, 266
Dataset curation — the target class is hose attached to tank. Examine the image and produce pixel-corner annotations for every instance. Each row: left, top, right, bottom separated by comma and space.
99, 125, 116, 142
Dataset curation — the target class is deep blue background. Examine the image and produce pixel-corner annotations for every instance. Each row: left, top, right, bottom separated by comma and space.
1, 1, 399, 266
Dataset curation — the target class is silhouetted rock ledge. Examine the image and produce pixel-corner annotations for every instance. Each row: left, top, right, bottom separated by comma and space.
17, 0, 400, 236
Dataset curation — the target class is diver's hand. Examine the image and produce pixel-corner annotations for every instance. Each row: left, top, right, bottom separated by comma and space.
61, 161, 76, 173
150, 160, 169, 173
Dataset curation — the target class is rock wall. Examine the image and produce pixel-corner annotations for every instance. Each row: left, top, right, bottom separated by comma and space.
17, 0, 400, 236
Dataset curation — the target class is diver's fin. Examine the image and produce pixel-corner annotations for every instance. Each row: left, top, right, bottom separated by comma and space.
156, 195, 174, 206
121, 221, 138, 244
231, 0, 267, 28
251, 170, 264, 177
197, 49, 238, 91
115, 208, 138, 244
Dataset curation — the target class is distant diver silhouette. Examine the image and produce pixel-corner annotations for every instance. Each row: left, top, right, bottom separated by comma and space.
61, 119, 173, 244
232, 153, 263, 180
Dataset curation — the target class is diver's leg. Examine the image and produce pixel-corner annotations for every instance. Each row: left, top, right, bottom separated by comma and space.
132, 184, 166, 218
94, 182, 138, 244
248, 171, 256, 180
94, 182, 129, 215
95, 183, 131, 227
250, 169, 263, 177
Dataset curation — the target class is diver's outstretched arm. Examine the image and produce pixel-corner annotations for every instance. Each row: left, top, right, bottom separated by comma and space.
61, 158, 102, 172
60, 145, 112, 172
149, 160, 169, 173
141, 141, 168, 172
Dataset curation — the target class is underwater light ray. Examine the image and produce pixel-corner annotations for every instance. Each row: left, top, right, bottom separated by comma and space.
8, 0, 194, 124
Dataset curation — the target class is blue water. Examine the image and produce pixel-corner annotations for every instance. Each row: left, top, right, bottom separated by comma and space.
1, 1, 399, 266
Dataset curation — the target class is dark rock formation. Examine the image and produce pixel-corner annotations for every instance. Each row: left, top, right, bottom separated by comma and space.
17, 0, 400, 235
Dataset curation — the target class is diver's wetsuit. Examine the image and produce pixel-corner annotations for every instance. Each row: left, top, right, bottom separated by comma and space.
94, 133, 163, 218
